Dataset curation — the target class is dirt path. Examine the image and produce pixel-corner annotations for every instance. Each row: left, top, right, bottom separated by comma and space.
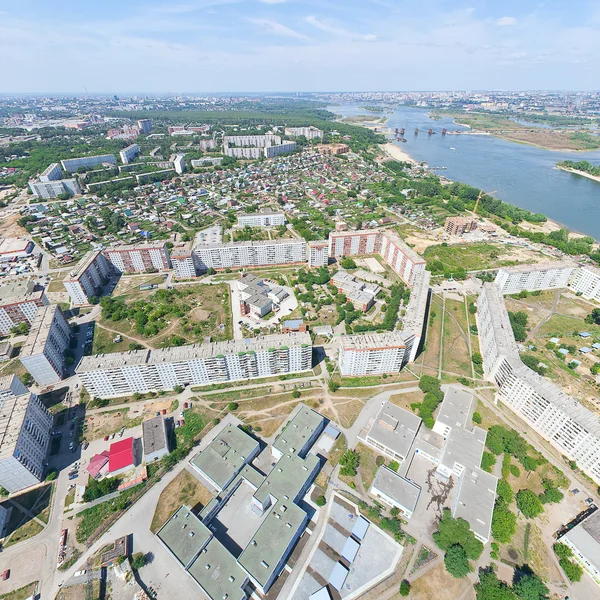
526, 289, 561, 340
95, 323, 152, 349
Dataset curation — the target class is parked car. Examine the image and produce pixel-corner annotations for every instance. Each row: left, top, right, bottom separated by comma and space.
110, 433, 116, 440
68, 473, 78, 480
2, 569, 10, 581
69, 442, 74, 449
179, 411, 184, 418
103, 435, 109, 441
161, 409, 166, 415
83, 442, 89, 450
183, 402, 189, 409
155, 411, 160, 416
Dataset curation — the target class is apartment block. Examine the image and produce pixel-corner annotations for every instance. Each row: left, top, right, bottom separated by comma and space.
224, 147, 262, 160
39, 162, 62, 182
444, 216, 478, 236
477, 283, 600, 484
316, 143, 349, 155
104, 241, 171, 274
20, 305, 70, 386
29, 178, 81, 199
0, 280, 49, 335
119, 144, 139, 164
569, 265, 600, 302
237, 212, 285, 228
63, 250, 112, 305
0, 375, 52, 493
284, 126, 323, 139
494, 262, 576, 295
194, 238, 307, 271
173, 154, 185, 175
329, 230, 380, 258
402, 270, 431, 362
338, 332, 412, 376
223, 134, 281, 148
307, 240, 329, 268
332, 271, 380, 312
76, 332, 312, 398
190, 157, 223, 168
60, 154, 116, 173
137, 119, 152, 134
263, 141, 297, 158
171, 248, 201, 278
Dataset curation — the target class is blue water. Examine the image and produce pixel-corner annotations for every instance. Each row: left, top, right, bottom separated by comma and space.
330, 104, 600, 239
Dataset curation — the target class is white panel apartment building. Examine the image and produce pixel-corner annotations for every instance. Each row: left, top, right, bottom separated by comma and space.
104, 241, 171, 273
171, 248, 200, 278
569, 265, 600, 303
0, 375, 52, 493
402, 270, 432, 361
494, 262, 576, 295
194, 238, 306, 271
237, 212, 286, 228
39, 162, 62, 182
29, 178, 81, 199
0, 280, 49, 335
307, 240, 329, 268
61, 154, 117, 173
63, 250, 112, 305
77, 333, 312, 398
284, 126, 323, 139
119, 144, 139, 164
223, 135, 282, 148
19, 305, 70, 386
338, 332, 412, 376
477, 283, 600, 484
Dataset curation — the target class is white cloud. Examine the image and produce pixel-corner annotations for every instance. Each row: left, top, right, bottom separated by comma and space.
304, 15, 376, 42
249, 18, 312, 41
497, 16, 517, 26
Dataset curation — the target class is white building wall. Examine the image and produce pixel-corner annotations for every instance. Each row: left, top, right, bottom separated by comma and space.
569, 266, 600, 302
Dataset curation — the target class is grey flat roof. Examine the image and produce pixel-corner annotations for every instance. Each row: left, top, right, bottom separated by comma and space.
156, 506, 211, 568
329, 562, 349, 591
371, 466, 420, 513
436, 386, 476, 431
351, 516, 370, 541
20, 305, 64, 358
439, 425, 487, 474
142, 416, 168, 455
188, 537, 249, 600
497, 260, 576, 274
403, 270, 431, 335
341, 537, 360, 563
272, 404, 325, 457
563, 510, 600, 574
365, 402, 421, 458
340, 331, 410, 351
191, 424, 260, 489
0, 279, 36, 302
0, 375, 34, 461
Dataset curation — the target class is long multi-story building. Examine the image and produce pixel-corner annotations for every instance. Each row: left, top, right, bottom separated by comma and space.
328, 229, 426, 287
29, 178, 81, 199
560, 510, 600, 587
223, 134, 281, 148
0, 375, 52, 493
307, 240, 329, 268
402, 270, 431, 362
77, 333, 312, 398
19, 305, 70, 386
172, 154, 185, 174
119, 144, 139, 164
190, 157, 222, 168
338, 331, 413, 376
494, 262, 576, 295
237, 212, 285, 228
39, 162, 62, 182
194, 238, 306, 271
568, 265, 600, 302
60, 154, 116, 173
0, 280, 48, 334
171, 248, 201, 278
63, 250, 112, 305
284, 126, 323, 139
444, 216, 478, 236
264, 141, 297, 158
103, 241, 171, 274
477, 283, 600, 484
137, 119, 152, 134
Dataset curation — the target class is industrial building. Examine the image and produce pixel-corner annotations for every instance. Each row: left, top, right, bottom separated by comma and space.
19, 305, 70, 386
494, 262, 576, 295
0, 238, 34, 261
0, 279, 49, 334
60, 153, 116, 173
76, 332, 313, 398
103, 241, 171, 273
338, 332, 413, 376
63, 250, 112, 305
237, 212, 285, 228
0, 375, 52, 493
159, 405, 325, 598
477, 283, 600, 484
119, 144, 139, 164
142, 416, 169, 462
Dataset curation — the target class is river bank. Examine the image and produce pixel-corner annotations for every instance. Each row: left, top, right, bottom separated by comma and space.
556, 165, 600, 184
380, 142, 417, 164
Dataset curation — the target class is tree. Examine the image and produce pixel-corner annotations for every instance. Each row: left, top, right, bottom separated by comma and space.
471, 352, 483, 366
513, 573, 549, 600
315, 495, 326, 507
10, 322, 30, 335
399, 580, 411, 596
339, 449, 360, 477
21, 372, 33, 386
472, 412, 482, 424
45, 469, 58, 481
173, 385, 184, 394
227, 402, 239, 411
291, 389, 301, 399
508, 311, 528, 342
433, 509, 484, 560
475, 570, 516, 600
560, 559, 583, 582
481, 452, 496, 472
516, 489, 544, 519
585, 307, 600, 325
0, 486, 8, 497
340, 257, 357, 269
328, 381, 340, 392
131, 552, 148, 570
496, 479, 514, 504
491, 503, 517, 544
418, 375, 441, 394
444, 545, 471, 578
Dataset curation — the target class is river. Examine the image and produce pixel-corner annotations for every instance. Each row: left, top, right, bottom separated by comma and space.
329, 104, 600, 240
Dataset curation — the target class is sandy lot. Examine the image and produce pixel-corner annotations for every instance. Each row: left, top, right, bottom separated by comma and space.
380, 142, 417, 164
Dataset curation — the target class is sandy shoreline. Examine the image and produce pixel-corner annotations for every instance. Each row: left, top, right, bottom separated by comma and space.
556, 165, 600, 184
380, 142, 417, 164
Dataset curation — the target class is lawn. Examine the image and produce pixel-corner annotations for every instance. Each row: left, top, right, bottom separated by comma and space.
0, 582, 39, 600
3, 519, 43, 548
424, 242, 520, 272
150, 470, 214, 533
419, 294, 444, 375
441, 298, 473, 379
92, 325, 133, 355
340, 442, 381, 492
1, 484, 52, 547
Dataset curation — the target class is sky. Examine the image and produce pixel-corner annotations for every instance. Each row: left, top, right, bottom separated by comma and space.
1, 0, 599, 93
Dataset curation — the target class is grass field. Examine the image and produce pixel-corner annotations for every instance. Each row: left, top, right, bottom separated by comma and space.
2, 484, 52, 548
150, 470, 213, 533
424, 242, 520, 272
0, 582, 39, 600
441, 298, 473, 379
420, 295, 444, 375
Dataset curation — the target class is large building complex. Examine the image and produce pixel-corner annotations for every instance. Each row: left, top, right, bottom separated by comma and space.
39, 162, 62, 182
223, 134, 281, 148
103, 241, 171, 274
19, 305, 70, 386
237, 212, 285, 228
332, 271, 380, 312
338, 332, 412, 376
119, 144, 139, 164
284, 126, 323, 139
361, 387, 497, 543
477, 283, 600, 484
159, 405, 325, 598
60, 153, 116, 173
29, 177, 81, 199
223, 134, 296, 159
63, 250, 112, 305
568, 265, 600, 303
77, 332, 312, 398
137, 119, 152, 134
0, 375, 52, 493
194, 238, 306, 271
494, 262, 576, 295
0, 279, 49, 335
328, 229, 426, 287
560, 509, 600, 587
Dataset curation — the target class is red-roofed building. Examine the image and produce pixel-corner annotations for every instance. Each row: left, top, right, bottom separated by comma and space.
108, 438, 136, 475
87, 451, 109, 479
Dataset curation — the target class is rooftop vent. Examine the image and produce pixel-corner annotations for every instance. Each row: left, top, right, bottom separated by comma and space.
261, 561, 269, 568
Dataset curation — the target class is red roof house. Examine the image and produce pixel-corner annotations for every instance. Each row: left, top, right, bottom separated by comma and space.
87, 451, 109, 479
108, 438, 135, 474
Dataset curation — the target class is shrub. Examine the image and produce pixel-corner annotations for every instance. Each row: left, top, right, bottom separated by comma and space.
315, 495, 326, 507
375, 455, 385, 467
131, 552, 147, 570
399, 580, 411, 596
227, 402, 239, 411
516, 489, 544, 519
481, 452, 496, 473
444, 545, 471, 578
388, 460, 400, 472
472, 412, 482, 424
491, 503, 517, 544
291, 390, 301, 399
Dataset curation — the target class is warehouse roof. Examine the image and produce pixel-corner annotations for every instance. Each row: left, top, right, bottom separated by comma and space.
371, 466, 421, 515
364, 402, 421, 459
272, 404, 325, 458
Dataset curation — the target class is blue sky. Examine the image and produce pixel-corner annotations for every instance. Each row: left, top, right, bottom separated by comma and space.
1, 0, 599, 93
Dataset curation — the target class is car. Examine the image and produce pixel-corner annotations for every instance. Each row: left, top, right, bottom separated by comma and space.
155, 411, 160, 417
183, 402, 189, 409
104, 435, 109, 441
68, 473, 78, 480
179, 411, 184, 418
161, 409, 166, 415
2, 569, 9, 581
83, 442, 89, 450
68, 483, 76, 490
586, 497, 594, 504
69, 441, 74, 449
110, 433, 116, 440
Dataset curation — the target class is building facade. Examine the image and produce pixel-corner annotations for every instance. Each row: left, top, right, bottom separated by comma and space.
171, 248, 201, 278
307, 240, 329, 268
569, 266, 600, 303
560, 510, 600, 587
0, 280, 49, 335
63, 250, 112, 305
19, 305, 70, 386
444, 216, 478, 236
0, 375, 52, 493
39, 163, 62, 182
103, 242, 171, 273
137, 119, 152, 134
29, 178, 81, 199
284, 126, 323, 139
173, 154, 185, 174
402, 270, 431, 362
338, 332, 412, 376
119, 144, 139, 164
477, 283, 600, 484
77, 333, 313, 398
60, 154, 116, 173
494, 262, 576, 295
237, 212, 285, 228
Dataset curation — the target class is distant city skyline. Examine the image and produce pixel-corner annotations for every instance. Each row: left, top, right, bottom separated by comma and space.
2, 0, 600, 93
